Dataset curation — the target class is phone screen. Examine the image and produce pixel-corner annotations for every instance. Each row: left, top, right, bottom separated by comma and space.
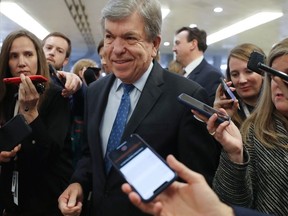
109, 134, 177, 202
178, 93, 230, 124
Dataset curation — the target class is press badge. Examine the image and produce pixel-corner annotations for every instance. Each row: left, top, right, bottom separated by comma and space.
11, 171, 19, 205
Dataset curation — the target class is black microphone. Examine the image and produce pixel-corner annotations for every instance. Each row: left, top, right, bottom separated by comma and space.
248, 51, 288, 82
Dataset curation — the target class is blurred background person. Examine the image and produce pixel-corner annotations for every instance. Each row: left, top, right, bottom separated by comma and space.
173, 26, 223, 105
168, 59, 185, 75
70, 58, 99, 167
97, 39, 110, 75
42, 32, 82, 98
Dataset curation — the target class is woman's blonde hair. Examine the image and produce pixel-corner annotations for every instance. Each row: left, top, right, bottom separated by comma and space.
71, 59, 97, 78
241, 38, 288, 149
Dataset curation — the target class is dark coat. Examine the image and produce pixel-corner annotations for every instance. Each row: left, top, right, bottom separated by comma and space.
0, 84, 73, 216
72, 61, 220, 216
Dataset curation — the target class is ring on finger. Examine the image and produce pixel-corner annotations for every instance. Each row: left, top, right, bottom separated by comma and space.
209, 131, 216, 136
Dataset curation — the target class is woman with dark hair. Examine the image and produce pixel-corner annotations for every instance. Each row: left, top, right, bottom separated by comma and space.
0, 30, 73, 216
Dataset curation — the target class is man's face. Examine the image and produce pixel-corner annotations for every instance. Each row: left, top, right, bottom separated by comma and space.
103, 12, 160, 84
42, 36, 69, 70
172, 30, 192, 67
99, 46, 110, 73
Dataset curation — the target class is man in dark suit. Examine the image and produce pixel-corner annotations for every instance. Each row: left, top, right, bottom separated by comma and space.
58, 0, 220, 215
173, 27, 223, 105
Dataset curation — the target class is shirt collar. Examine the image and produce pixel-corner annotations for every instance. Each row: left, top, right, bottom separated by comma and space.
115, 61, 153, 92
184, 55, 204, 77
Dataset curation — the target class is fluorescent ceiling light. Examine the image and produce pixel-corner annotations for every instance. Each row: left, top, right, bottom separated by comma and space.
163, 41, 170, 46
0, 2, 49, 39
207, 12, 283, 45
161, 8, 170, 20
189, 24, 197, 28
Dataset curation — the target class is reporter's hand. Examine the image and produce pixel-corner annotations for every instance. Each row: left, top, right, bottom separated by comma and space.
0, 144, 21, 162
206, 109, 243, 163
57, 71, 82, 97
58, 183, 83, 216
213, 82, 239, 117
18, 74, 39, 123
122, 155, 234, 216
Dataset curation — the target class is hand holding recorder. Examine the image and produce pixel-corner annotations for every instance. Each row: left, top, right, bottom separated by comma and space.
248, 51, 288, 82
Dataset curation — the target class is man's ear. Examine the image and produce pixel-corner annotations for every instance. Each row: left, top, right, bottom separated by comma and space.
190, 39, 198, 51
151, 35, 161, 58
62, 58, 69, 67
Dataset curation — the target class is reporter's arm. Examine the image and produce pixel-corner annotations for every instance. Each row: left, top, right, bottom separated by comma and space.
122, 155, 235, 216
57, 71, 82, 97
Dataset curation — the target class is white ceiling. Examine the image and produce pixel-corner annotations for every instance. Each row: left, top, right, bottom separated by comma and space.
1, 0, 288, 70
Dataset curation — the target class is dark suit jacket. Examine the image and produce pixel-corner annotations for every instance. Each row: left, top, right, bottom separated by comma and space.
187, 58, 223, 105
72, 61, 220, 216
0, 84, 73, 215
233, 206, 274, 216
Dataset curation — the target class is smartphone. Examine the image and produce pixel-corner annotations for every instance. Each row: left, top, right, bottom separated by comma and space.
220, 77, 236, 100
0, 114, 32, 151
108, 134, 177, 202
248, 51, 288, 82
3, 75, 48, 85
49, 64, 66, 88
84, 67, 101, 85
177, 93, 230, 124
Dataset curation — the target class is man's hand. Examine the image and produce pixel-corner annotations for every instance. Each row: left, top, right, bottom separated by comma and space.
58, 183, 84, 216
57, 71, 82, 97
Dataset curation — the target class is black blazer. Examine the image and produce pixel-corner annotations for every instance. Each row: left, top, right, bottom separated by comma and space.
72, 61, 220, 216
0, 84, 73, 215
187, 58, 223, 105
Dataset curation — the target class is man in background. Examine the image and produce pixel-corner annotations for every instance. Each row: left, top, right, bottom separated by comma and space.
173, 27, 223, 105
42, 32, 81, 97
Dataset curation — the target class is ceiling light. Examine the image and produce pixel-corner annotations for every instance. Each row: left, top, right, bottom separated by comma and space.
189, 24, 197, 28
164, 42, 170, 46
214, 7, 223, 13
0, 2, 50, 39
161, 8, 170, 20
207, 12, 283, 45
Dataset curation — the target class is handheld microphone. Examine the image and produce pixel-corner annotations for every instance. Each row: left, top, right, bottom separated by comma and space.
248, 51, 288, 82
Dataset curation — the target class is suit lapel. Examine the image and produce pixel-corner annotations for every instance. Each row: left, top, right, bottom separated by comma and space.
122, 62, 164, 138
187, 58, 205, 80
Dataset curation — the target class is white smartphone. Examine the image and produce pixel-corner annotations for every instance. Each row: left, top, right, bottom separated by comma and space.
108, 134, 177, 202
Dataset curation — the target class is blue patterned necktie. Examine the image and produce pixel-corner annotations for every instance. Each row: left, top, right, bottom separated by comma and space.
104, 83, 134, 173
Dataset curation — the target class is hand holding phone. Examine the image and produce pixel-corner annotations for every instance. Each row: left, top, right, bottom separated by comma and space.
3, 75, 48, 94
0, 114, 32, 151
108, 134, 177, 202
177, 93, 230, 125
220, 78, 236, 100
3, 75, 48, 85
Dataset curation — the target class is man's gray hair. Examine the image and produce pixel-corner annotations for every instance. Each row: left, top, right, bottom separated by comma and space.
101, 0, 162, 42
